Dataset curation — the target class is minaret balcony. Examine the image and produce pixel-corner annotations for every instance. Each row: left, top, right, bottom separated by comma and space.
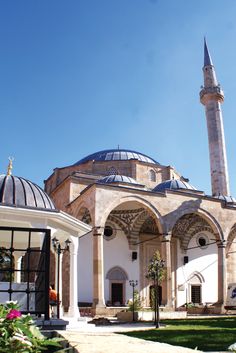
200, 86, 224, 104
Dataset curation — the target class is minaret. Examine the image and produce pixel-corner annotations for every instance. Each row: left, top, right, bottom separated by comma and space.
200, 39, 230, 196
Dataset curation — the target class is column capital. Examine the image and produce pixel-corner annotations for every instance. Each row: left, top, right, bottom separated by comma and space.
161, 233, 171, 242
93, 226, 103, 236
218, 240, 227, 249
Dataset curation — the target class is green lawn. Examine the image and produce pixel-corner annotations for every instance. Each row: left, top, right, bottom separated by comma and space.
121, 317, 236, 351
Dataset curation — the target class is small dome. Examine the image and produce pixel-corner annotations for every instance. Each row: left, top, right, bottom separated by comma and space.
153, 179, 196, 192
98, 174, 139, 185
0, 175, 55, 210
74, 149, 159, 165
216, 195, 236, 204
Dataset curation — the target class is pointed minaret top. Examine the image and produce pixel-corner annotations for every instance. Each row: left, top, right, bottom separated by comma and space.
204, 37, 213, 66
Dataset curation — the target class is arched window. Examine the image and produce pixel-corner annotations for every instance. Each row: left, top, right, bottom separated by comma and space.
188, 272, 204, 304
107, 167, 118, 175
149, 169, 156, 182
106, 266, 128, 281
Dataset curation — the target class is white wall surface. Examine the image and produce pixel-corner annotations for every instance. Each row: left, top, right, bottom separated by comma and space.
176, 233, 218, 307
103, 230, 139, 304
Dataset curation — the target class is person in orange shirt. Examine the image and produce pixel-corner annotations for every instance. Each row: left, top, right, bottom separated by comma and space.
49, 286, 58, 317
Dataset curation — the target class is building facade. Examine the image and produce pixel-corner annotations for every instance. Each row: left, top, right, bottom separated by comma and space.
45, 42, 236, 315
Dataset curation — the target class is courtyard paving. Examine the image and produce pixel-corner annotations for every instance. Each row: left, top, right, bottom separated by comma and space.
59, 319, 206, 353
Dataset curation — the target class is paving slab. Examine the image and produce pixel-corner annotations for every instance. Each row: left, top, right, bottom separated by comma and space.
61, 330, 203, 353
59, 320, 204, 353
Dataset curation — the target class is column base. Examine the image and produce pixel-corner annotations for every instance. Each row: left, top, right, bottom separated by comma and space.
67, 306, 80, 318
91, 306, 107, 316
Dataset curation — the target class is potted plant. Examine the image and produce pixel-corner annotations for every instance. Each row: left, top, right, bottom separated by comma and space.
117, 291, 142, 322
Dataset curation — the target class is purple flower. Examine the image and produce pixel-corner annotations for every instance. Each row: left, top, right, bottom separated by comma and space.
6, 309, 21, 319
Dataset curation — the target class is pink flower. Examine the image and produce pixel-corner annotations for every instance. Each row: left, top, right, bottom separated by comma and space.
6, 309, 21, 319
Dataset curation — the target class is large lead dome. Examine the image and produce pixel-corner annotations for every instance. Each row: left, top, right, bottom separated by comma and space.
0, 175, 55, 210
74, 149, 159, 165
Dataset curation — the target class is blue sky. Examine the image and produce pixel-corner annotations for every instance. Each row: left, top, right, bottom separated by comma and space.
0, 0, 236, 196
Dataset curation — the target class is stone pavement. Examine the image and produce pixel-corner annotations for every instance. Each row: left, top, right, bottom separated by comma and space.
59, 319, 205, 353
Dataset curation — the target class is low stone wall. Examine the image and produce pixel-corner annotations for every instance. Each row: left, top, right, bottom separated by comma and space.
187, 306, 222, 315
117, 310, 187, 322
80, 306, 188, 319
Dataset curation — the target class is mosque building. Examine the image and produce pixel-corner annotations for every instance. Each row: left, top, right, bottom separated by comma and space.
43, 40, 236, 316
1, 41, 236, 319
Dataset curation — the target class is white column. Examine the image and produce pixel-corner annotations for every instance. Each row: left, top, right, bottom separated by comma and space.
68, 236, 80, 318
14, 253, 24, 283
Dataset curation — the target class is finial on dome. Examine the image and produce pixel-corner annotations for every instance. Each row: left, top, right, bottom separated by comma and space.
204, 37, 213, 66
7, 157, 14, 176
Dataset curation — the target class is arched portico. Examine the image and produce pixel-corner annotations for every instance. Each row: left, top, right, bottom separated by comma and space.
91, 197, 165, 313
226, 224, 236, 285
171, 211, 225, 308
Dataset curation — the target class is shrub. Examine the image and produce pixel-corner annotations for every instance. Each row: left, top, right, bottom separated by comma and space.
0, 301, 61, 353
127, 290, 142, 312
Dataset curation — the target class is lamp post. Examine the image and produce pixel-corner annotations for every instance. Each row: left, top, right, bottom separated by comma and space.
52, 237, 71, 319
150, 258, 165, 328
129, 280, 138, 321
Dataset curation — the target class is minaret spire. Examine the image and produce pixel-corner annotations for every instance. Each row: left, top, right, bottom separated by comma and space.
200, 39, 230, 196
204, 37, 213, 66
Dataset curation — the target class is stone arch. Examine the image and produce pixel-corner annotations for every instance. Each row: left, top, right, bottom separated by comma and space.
226, 224, 236, 284
171, 210, 223, 251
188, 271, 205, 284
166, 204, 223, 241
106, 266, 128, 280
103, 198, 163, 249
98, 195, 164, 234
226, 224, 236, 255
76, 206, 92, 225
130, 210, 160, 246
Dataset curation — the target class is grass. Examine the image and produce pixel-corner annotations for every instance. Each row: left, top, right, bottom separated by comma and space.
121, 317, 236, 351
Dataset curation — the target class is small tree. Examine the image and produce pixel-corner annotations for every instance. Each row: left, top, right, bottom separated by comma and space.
146, 250, 166, 310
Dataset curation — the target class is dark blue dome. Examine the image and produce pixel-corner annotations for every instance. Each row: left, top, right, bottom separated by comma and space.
98, 174, 139, 185
0, 175, 55, 210
153, 179, 196, 192
216, 195, 236, 204
74, 149, 159, 165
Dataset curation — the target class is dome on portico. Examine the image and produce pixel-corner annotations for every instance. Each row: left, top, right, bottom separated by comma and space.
216, 195, 236, 204
153, 179, 196, 192
98, 174, 140, 185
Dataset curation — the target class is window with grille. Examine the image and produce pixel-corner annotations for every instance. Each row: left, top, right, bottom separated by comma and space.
149, 169, 156, 182
0, 227, 50, 319
107, 167, 118, 175
191, 285, 201, 304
